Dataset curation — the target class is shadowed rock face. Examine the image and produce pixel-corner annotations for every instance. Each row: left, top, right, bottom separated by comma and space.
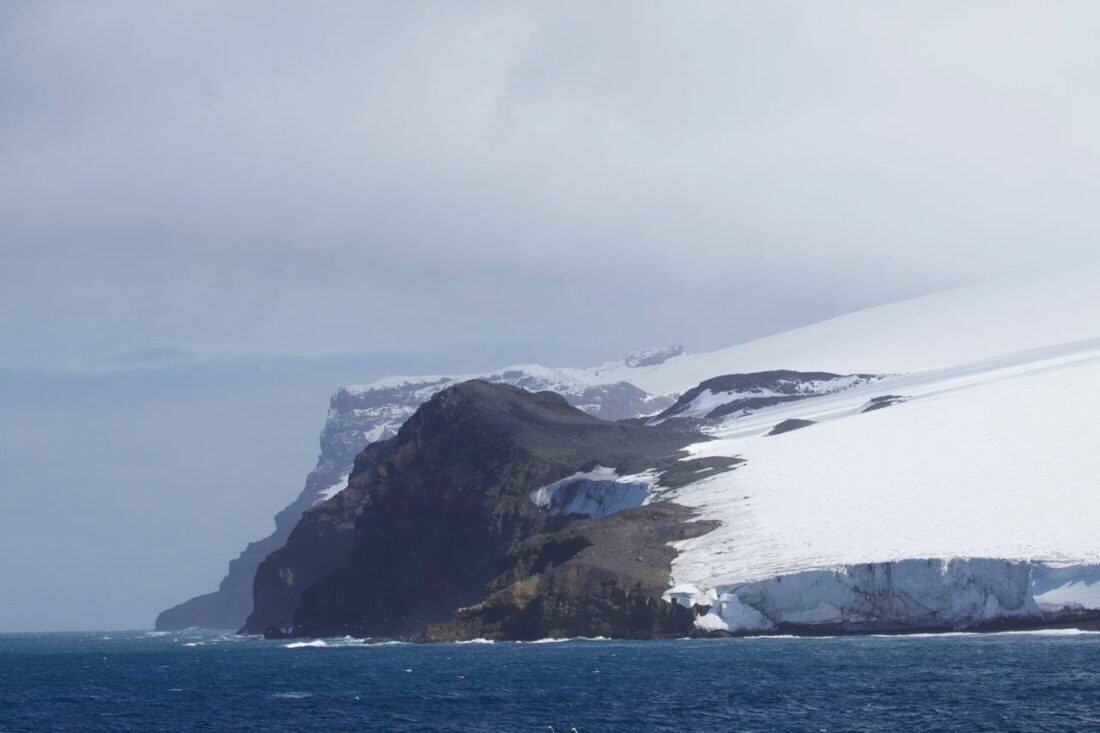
156, 371, 673, 631
767, 418, 816, 436
424, 503, 719, 641
244, 380, 707, 638
240, 438, 398, 634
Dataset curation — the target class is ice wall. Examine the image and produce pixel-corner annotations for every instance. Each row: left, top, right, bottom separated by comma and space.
673, 559, 1100, 633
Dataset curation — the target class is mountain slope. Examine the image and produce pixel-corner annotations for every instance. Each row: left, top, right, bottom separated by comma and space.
662, 340, 1100, 632
586, 268, 1100, 394
649, 370, 879, 423
251, 337, 1100, 638
161, 267, 1100, 632
245, 381, 707, 637
155, 355, 678, 630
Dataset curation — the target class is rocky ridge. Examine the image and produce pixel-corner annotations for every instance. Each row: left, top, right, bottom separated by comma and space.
650, 370, 880, 424
156, 349, 681, 630
244, 380, 716, 639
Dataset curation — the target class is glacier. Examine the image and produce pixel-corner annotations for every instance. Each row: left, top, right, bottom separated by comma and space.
661, 335, 1100, 633
673, 559, 1100, 634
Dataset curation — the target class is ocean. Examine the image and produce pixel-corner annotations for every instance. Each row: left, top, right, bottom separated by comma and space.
2, 630, 1100, 731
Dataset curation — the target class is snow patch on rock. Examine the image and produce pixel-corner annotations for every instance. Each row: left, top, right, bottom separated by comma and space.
313, 474, 350, 505
659, 373, 877, 422
531, 466, 659, 519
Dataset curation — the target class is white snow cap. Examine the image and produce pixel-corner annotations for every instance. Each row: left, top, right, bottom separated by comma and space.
652, 267, 1100, 631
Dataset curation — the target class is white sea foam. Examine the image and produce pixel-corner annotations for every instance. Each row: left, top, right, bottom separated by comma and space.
989, 628, 1100, 637
870, 629, 1100, 638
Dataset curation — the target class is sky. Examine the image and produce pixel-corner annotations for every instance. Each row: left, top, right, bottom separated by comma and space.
3, 1, 1100, 631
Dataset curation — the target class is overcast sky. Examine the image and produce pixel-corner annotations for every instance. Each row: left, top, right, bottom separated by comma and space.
3, 1, 1100, 631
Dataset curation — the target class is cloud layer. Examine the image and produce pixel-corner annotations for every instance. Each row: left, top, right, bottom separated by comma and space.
5, 2, 1100, 370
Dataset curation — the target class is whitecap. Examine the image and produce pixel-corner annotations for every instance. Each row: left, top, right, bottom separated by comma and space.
870, 632, 980, 639
990, 628, 1100, 637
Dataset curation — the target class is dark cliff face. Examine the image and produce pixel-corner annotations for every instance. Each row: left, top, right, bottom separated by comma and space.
423, 502, 718, 641
244, 380, 704, 638
242, 438, 397, 633
157, 371, 672, 631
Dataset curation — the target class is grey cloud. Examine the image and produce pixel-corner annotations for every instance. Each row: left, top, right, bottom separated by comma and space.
4, 2, 1100, 369
106, 347, 195, 368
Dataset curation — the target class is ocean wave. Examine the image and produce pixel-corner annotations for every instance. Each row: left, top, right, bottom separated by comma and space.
521, 636, 613, 644
990, 628, 1100, 637
869, 628, 1100, 639
741, 634, 807, 640
283, 637, 409, 649
872, 631, 985, 638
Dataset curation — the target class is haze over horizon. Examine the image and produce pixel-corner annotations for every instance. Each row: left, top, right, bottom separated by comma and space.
4, 1, 1100, 631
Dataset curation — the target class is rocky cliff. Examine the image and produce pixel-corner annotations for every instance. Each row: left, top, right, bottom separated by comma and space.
156, 352, 679, 630
244, 380, 713, 639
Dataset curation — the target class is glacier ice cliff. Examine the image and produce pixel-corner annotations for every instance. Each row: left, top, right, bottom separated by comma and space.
674, 559, 1100, 634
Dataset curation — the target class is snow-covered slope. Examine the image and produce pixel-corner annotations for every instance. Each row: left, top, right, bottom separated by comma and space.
587, 268, 1100, 395
660, 339, 1100, 632
335, 268, 1100, 409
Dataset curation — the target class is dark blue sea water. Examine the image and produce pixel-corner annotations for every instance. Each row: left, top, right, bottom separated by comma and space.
3, 630, 1100, 731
